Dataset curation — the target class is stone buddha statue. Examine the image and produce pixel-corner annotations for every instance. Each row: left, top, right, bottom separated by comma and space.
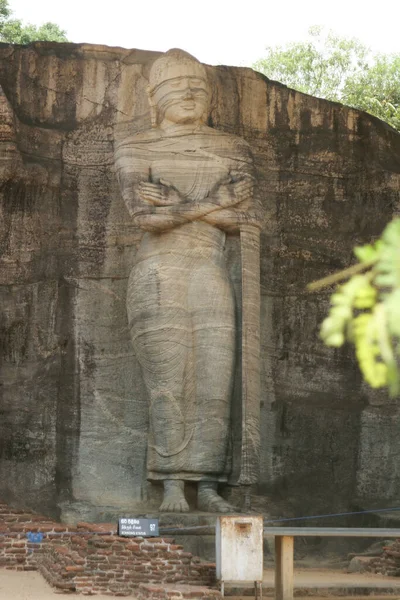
115, 49, 262, 512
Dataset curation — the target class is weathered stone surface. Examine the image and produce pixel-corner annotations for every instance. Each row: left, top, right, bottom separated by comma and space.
0, 42, 400, 521
348, 556, 373, 573
115, 49, 263, 513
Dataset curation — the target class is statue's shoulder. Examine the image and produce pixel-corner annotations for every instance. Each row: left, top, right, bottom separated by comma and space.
200, 127, 252, 164
114, 129, 164, 168
116, 128, 161, 149
202, 126, 251, 150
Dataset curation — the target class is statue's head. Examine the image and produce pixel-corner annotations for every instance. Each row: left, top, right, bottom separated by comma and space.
147, 49, 210, 128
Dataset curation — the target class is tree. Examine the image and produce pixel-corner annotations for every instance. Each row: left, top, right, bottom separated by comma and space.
0, 0, 11, 21
0, 0, 68, 43
343, 54, 400, 132
254, 26, 400, 132
308, 219, 400, 397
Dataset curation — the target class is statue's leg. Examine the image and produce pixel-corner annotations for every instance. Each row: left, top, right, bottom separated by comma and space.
159, 480, 189, 513
188, 261, 236, 512
127, 257, 192, 511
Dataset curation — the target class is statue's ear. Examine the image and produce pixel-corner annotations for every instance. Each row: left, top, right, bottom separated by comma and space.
146, 84, 158, 128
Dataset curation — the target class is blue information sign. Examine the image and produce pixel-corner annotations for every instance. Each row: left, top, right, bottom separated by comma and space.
118, 517, 159, 537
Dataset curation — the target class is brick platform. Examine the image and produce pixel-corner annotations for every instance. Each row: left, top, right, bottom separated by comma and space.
368, 538, 400, 576
0, 502, 85, 571
0, 502, 216, 595
38, 533, 215, 595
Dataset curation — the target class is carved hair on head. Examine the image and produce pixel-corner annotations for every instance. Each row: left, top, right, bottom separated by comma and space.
147, 48, 209, 127
148, 48, 208, 91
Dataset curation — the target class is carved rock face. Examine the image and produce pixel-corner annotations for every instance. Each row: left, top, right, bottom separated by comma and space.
115, 50, 261, 505
152, 77, 209, 126
0, 43, 399, 521
148, 49, 210, 127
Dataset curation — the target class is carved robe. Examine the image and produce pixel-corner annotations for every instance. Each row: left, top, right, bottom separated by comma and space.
115, 125, 254, 481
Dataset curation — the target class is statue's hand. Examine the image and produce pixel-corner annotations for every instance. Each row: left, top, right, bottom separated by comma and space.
212, 177, 236, 208
212, 172, 254, 208
231, 171, 254, 203
138, 181, 182, 206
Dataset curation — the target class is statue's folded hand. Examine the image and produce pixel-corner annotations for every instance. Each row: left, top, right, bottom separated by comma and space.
211, 183, 236, 208
211, 173, 254, 208
139, 181, 182, 206
232, 177, 254, 203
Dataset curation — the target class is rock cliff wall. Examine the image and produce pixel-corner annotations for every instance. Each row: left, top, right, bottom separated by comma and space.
0, 42, 399, 520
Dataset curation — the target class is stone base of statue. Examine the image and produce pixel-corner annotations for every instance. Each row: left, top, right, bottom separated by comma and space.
59, 487, 274, 561
149, 513, 228, 561
58, 504, 237, 561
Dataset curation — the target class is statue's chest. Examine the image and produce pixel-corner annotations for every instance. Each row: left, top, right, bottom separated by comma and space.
151, 144, 230, 202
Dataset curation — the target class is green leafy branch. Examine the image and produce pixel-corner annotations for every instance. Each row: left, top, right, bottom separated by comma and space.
308, 218, 400, 396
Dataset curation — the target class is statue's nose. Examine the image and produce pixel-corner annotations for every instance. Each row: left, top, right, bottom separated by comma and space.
183, 87, 194, 99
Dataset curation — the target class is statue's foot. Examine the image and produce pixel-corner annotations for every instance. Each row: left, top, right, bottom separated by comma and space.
197, 481, 237, 513
160, 479, 189, 513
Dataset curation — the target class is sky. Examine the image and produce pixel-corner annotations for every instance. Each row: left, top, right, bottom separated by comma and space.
9, 0, 400, 67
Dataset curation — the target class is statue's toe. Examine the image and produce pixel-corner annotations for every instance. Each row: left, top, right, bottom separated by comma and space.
160, 497, 189, 513
198, 490, 237, 513
177, 499, 190, 512
217, 499, 236, 513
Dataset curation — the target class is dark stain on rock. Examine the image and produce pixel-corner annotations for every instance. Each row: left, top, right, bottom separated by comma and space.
81, 340, 96, 377
0, 321, 28, 363
0, 431, 48, 462
1, 180, 36, 214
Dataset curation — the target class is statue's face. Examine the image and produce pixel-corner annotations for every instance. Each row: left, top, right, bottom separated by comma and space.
153, 76, 209, 125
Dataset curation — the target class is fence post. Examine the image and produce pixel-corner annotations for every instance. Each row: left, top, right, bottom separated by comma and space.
275, 535, 294, 600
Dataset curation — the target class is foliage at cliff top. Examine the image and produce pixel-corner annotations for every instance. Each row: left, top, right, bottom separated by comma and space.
254, 26, 400, 132
0, 0, 68, 43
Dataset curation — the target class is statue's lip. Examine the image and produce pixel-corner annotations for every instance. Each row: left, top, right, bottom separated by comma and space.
180, 101, 196, 110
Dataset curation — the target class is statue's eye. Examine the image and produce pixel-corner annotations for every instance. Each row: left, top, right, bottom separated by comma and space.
190, 78, 203, 87
170, 80, 183, 88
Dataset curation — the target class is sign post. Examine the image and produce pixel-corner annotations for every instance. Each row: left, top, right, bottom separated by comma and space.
118, 518, 159, 537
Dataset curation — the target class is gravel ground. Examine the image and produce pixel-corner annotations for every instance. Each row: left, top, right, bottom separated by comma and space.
0, 570, 135, 599
263, 568, 400, 588
0, 568, 398, 600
